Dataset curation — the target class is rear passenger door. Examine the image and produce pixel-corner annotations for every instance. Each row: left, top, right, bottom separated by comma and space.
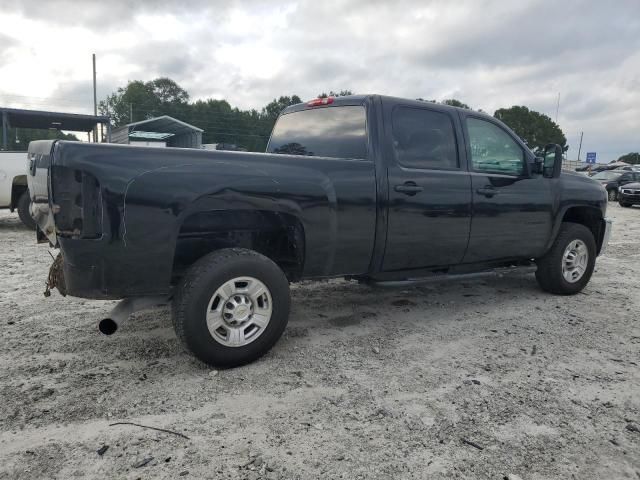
382, 103, 472, 271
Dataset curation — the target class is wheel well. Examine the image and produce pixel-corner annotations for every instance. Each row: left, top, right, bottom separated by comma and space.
172, 210, 305, 282
562, 206, 605, 254
10, 175, 28, 211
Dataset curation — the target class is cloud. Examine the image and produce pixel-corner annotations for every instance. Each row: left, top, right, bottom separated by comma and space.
0, 0, 638, 160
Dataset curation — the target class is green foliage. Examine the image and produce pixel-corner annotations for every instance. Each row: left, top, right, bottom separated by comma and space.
318, 90, 353, 98
441, 99, 471, 109
416, 98, 471, 109
99, 78, 303, 151
494, 106, 567, 154
618, 152, 640, 164
261, 96, 302, 121
4, 127, 78, 151
98, 78, 191, 126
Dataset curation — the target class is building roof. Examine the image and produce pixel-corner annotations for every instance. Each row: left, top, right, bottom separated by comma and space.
0, 107, 109, 132
126, 115, 203, 135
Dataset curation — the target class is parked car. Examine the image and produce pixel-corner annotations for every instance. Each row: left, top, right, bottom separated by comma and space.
0, 151, 35, 228
27, 95, 611, 368
590, 170, 640, 201
618, 182, 640, 207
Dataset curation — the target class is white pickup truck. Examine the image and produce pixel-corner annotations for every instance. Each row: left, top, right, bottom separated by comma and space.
0, 151, 34, 228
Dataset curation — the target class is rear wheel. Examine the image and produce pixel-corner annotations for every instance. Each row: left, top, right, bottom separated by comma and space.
607, 189, 617, 201
17, 190, 36, 230
172, 248, 290, 368
535, 223, 596, 295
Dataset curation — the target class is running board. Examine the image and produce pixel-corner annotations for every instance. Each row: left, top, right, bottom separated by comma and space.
368, 265, 537, 288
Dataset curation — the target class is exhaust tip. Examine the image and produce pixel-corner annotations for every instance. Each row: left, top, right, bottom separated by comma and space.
99, 318, 118, 335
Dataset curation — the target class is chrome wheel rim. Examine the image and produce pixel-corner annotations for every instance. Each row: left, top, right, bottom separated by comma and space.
562, 239, 589, 283
206, 276, 272, 347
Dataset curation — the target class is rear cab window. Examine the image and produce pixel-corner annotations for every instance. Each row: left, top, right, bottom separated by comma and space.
267, 105, 367, 160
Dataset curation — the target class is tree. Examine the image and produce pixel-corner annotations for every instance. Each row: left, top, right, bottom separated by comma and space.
148, 77, 189, 104
494, 106, 567, 154
99, 76, 303, 152
441, 99, 471, 109
318, 90, 353, 98
261, 95, 302, 121
416, 98, 472, 109
99, 80, 160, 126
618, 152, 640, 164
98, 78, 190, 126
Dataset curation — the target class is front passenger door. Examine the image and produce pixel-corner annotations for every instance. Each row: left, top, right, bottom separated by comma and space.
463, 115, 553, 263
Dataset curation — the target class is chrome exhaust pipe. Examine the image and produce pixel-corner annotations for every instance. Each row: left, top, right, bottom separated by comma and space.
98, 296, 168, 335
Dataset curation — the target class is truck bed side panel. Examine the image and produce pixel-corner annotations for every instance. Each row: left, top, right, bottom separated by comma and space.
49, 141, 376, 298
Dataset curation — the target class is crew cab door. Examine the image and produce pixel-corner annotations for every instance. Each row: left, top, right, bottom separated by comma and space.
382, 102, 471, 271
461, 114, 553, 263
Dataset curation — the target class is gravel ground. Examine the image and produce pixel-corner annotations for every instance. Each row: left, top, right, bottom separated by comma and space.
0, 204, 638, 480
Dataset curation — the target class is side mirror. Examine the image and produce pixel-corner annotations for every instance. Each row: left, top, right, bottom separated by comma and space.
543, 143, 563, 178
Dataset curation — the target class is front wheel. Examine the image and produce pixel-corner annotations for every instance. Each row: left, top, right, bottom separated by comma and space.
619, 201, 631, 208
535, 223, 596, 295
172, 248, 290, 368
608, 189, 617, 201
17, 190, 36, 229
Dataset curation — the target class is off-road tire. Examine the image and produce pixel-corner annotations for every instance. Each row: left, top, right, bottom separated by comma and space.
607, 189, 617, 201
172, 248, 290, 368
535, 222, 596, 295
17, 190, 36, 230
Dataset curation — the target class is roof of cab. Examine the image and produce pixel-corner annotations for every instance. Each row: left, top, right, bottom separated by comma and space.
280, 94, 482, 117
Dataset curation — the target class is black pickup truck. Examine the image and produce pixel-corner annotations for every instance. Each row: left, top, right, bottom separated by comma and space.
27, 95, 611, 367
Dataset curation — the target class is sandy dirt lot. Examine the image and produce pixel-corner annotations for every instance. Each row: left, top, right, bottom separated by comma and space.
0, 204, 638, 479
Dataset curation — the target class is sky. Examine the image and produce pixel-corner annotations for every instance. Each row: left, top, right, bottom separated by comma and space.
0, 0, 638, 161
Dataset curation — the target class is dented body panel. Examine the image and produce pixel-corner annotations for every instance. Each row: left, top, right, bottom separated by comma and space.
30, 139, 377, 298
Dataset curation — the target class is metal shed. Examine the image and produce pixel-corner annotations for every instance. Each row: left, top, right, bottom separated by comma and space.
1, 107, 110, 150
110, 115, 203, 149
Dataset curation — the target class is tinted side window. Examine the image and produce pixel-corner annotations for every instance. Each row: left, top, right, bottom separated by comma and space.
267, 106, 367, 160
391, 107, 458, 169
467, 118, 524, 176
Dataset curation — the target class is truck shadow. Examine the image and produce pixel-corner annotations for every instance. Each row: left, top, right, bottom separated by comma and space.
83, 273, 548, 368
284, 274, 544, 338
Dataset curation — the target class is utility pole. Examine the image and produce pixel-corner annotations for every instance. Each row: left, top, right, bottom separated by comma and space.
92, 53, 98, 142
577, 131, 584, 162
555, 92, 560, 123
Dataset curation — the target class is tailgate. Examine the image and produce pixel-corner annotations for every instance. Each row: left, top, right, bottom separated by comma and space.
27, 140, 57, 245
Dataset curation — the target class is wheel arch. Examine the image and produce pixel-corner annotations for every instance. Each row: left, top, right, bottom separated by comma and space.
10, 174, 28, 211
172, 209, 305, 283
547, 205, 606, 255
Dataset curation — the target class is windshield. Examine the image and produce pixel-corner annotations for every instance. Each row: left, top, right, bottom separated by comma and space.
592, 171, 620, 181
